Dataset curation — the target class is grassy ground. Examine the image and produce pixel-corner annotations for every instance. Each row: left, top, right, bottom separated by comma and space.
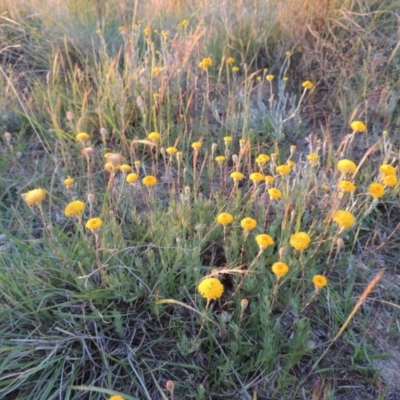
1, 0, 400, 399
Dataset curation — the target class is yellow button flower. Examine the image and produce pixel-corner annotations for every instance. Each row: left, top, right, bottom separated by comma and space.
85, 218, 103, 230
383, 175, 398, 187
312, 275, 327, 288
63, 177, 74, 188
271, 262, 289, 277
266, 75, 274, 81
368, 182, 385, 199
379, 164, 396, 176
255, 234, 274, 250
199, 58, 213, 69
307, 153, 319, 164
350, 120, 366, 132
337, 159, 357, 174
338, 180, 356, 192
232, 66, 239, 73
148, 132, 161, 141
65, 200, 85, 217
118, 164, 132, 173
276, 165, 292, 175
230, 171, 244, 181
198, 278, 224, 300
76, 132, 90, 142
333, 210, 355, 229
240, 217, 257, 231
166, 147, 178, 155
142, 175, 157, 187
265, 175, 275, 184
302, 80, 314, 89
215, 155, 226, 163
226, 57, 235, 64
191, 141, 202, 149
126, 173, 139, 184
21, 188, 46, 206
289, 232, 311, 251
216, 212, 234, 226
250, 172, 265, 183
255, 154, 270, 164
224, 136, 232, 144
109, 396, 125, 400
268, 188, 282, 199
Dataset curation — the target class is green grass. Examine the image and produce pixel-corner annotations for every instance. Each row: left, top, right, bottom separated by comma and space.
0, 0, 400, 399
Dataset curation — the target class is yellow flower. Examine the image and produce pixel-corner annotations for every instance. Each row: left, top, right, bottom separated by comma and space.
178, 19, 189, 29
85, 218, 103, 230
76, 132, 90, 142
240, 217, 257, 231
230, 171, 244, 181
276, 164, 292, 175
265, 175, 275, 184
148, 132, 161, 141
152, 67, 163, 75
302, 80, 314, 89
286, 160, 295, 168
368, 182, 385, 199
333, 210, 356, 229
226, 57, 235, 64
268, 188, 282, 199
104, 162, 116, 172
255, 154, 270, 164
22, 188, 46, 206
250, 172, 264, 183
338, 180, 356, 192
383, 175, 398, 187
256, 234, 274, 250
65, 200, 85, 217
283, 76, 289, 82
224, 136, 232, 144
161, 30, 168, 40
142, 175, 157, 187
337, 159, 357, 174
143, 26, 151, 36
166, 147, 178, 155
266, 75, 274, 81
285, 51, 292, 57
232, 66, 239, 73
215, 155, 226, 163
271, 262, 289, 277
379, 164, 396, 176
63, 177, 74, 188
307, 153, 319, 164
109, 396, 125, 400
191, 141, 202, 149
350, 120, 366, 132
126, 173, 139, 184
216, 212, 233, 226
290, 232, 311, 251
199, 57, 213, 69
118, 164, 131, 173
312, 275, 327, 288
198, 278, 224, 300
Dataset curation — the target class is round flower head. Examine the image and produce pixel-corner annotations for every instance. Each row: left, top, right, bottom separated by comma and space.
226, 57, 235, 64
230, 171, 244, 181
216, 212, 234, 226
250, 172, 264, 183
368, 182, 385, 199
109, 396, 125, 400
224, 136, 232, 144
199, 57, 213, 69
240, 217, 257, 231
338, 180, 356, 192
268, 188, 282, 200
333, 210, 355, 229
232, 66, 239, 73
65, 200, 85, 217
276, 165, 292, 175
256, 234, 274, 250
76, 132, 90, 142
142, 175, 157, 187
350, 120, 366, 132
266, 75, 274, 81
307, 153, 319, 164
379, 164, 396, 176
148, 132, 161, 141
118, 164, 131, 173
198, 278, 224, 300
166, 146, 178, 155
85, 218, 103, 230
337, 159, 357, 174
191, 141, 202, 150
312, 275, 327, 288
271, 262, 289, 277
302, 80, 314, 89
63, 177, 74, 188
126, 173, 139, 184
265, 175, 275, 184
215, 155, 226, 163
22, 188, 46, 206
104, 162, 115, 172
383, 175, 398, 187
287, 160, 295, 168
255, 154, 270, 165
290, 232, 311, 251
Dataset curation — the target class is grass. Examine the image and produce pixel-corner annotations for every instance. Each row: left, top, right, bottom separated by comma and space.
1, 0, 400, 399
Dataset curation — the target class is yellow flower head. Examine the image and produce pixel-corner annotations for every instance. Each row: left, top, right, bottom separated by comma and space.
283, 76, 289, 82
104, 162, 115, 172
152, 67, 162, 76
250, 172, 265, 183
230, 171, 244, 181
65, 200, 85, 217
148, 132, 161, 141
126, 173, 139, 184
333, 210, 356, 229
337, 159, 357, 174
76, 132, 90, 142
216, 212, 234, 226
198, 278, 224, 300
178, 19, 189, 29
266, 75, 274, 82
191, 141, 202, 149
379, 164, 396, 176
240, 217, 257, 231
256, 234, 274, 250
289, 232, 311, 251
265, 175, 275, 184
226, 57, 235, 64
142, 175, 157, 187
276, 164, 292, 175
312, 275, 327, 288
255, 154, 270, 164
166, 147, 178, 155
63, 177, 74, 188
268, 188, 282, 200
22, 188, 46, 206
215, 155, 226, 163
302, 80, 314, 89
350, 120, 366, 132
85, 218, 103, 230
383, 175, 398, 187
199, 57, 213, 69
271, 262, 289, 277
109, 396, 125, 400
368, 182, 385, 199
338, 180, 356, 192
224, 136, 232, 144
232, 66, 239, 73
286, 160, 295, 168
307, 153, 319, 164
118, 164, 132, 173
